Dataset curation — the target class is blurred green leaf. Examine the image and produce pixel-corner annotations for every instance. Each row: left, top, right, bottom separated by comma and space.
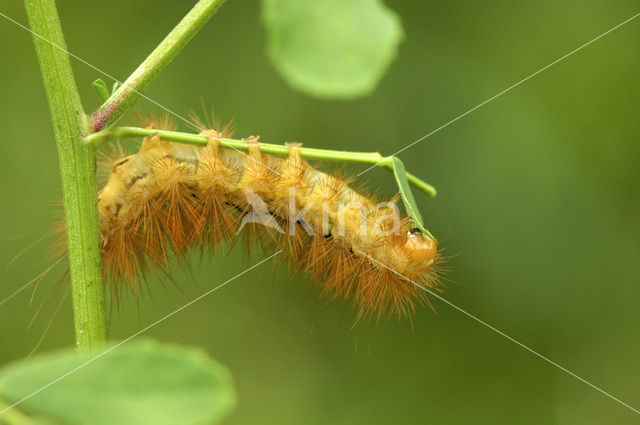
0, 340, 235, 425
262, 0, 403, 99
391, 157, 435, 240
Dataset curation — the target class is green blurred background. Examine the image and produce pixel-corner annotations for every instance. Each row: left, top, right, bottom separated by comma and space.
1, 1, 639, 423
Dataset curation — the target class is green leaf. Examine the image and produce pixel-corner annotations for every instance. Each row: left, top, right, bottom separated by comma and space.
92, 79, 111, 103
391, 157, 436, 240
0, 340, 235, 425
262, 0, 404, 99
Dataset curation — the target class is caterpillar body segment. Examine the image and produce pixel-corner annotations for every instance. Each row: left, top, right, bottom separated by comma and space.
98, 130, 440, 319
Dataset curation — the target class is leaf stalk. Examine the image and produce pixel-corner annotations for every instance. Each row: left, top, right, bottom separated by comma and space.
92, 0, 227, 131
84, 126, 437, 198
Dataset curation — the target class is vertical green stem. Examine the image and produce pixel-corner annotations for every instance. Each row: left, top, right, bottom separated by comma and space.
25, 0, 107, 351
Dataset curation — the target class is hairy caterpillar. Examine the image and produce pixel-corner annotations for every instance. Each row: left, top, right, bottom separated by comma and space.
97, 120, 441, 319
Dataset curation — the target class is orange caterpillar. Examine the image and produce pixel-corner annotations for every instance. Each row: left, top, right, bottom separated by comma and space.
98, 122, 440, 319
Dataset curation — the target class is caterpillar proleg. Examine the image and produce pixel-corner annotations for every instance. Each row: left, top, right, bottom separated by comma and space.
97, 122, 441, 319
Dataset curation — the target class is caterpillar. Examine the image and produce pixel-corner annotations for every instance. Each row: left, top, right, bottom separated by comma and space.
96, 119, 441, 320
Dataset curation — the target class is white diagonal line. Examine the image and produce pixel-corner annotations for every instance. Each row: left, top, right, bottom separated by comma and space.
0, 251, 281, 417
358, 250, 640, 415
357, 12, 640, 177
0, 10, 282, 177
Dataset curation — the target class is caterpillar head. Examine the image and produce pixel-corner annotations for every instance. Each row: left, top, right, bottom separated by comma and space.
404, 230, 437, 268
98, 155, 136, 222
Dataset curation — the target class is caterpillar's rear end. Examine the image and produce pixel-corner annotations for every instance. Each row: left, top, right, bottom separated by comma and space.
98, 129, 441, 320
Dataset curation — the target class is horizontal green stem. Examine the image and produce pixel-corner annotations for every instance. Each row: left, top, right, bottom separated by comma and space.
84, 126, 436, 197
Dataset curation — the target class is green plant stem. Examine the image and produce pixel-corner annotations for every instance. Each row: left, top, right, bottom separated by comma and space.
25, 0, 107, 350
92, 0, 227, 131
84, 126, 437, 197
